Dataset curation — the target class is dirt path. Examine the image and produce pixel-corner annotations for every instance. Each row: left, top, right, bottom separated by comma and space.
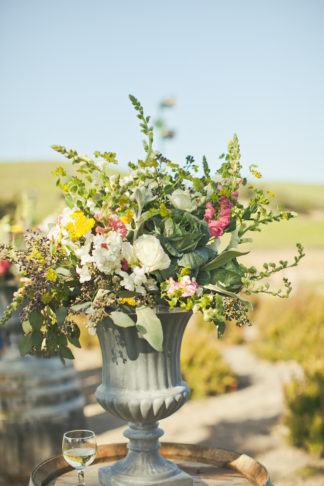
75, 345, 324, 486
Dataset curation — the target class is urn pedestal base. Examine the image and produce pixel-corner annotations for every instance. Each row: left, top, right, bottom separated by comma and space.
98, 423, 193, 486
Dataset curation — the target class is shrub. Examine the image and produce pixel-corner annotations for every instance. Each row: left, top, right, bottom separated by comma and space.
285, 363, 324, 457
181, 321, 237, 399
251, 292, 324, 456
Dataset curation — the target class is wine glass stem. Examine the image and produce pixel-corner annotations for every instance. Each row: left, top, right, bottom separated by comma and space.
78, 469, 85, 486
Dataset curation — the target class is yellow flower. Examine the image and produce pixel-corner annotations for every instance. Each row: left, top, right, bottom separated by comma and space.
41, 292, 52, 304
120, 297, 136, 306
46, 268, 57, 282
121, 210, 134, 224
65, 211, 95, 241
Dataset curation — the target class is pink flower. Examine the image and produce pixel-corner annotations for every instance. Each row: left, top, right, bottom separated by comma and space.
180, 276, 200, 297
166, 276, 200, 298
231, 190, 239, 200
208, 220, 225, 238
108, 217, 127, 239
166, 278, 182, 295
220, 208, 231, 218
203, 202, 216, 222
0, 259, 10, 277
219, 196, 233, 208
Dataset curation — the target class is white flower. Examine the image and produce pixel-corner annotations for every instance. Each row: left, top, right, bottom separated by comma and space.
74, 233, 93, 265
92, 232, 122, 275
117, 269, 136, 291
169, 189, 196, 212
133, 235, 170, 273
76, 264, 92, 283
132, 266, 147, 288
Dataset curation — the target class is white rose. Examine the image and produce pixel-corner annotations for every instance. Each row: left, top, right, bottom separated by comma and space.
133, 235, 170, 273
169, 189, 196, 212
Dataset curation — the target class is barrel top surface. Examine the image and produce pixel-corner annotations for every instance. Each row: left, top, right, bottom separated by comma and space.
30, 443, 272, 486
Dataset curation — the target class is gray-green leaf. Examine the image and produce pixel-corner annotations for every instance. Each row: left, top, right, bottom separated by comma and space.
110, 311, 136, 328
135, 307, 163, 351
29, 311, 43, 331
18, 335, 33, 356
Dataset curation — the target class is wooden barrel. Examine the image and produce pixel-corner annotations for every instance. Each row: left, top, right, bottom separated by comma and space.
0, 304, 86, 481
29, 442, 272, 486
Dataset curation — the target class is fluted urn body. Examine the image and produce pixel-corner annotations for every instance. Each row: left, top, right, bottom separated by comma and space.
95, 309, 193, 486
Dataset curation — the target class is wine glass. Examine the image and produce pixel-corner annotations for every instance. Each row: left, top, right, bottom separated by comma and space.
62, 430, 97, 485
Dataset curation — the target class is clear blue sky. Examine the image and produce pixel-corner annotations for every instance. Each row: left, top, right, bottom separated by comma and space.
0, 0, 323, 182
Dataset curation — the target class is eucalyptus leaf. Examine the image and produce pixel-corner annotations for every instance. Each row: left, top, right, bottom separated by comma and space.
29, 311, 43, 331
55, 307, 68, 326
110, 311, 136, 328
56, 267, 71, 277
135, 307, 163, 351
70, 302, 92, 312
31, 330, 43, 349
18, 335, 33, 357
59, 346, 74, 361
22, 320, 32, 334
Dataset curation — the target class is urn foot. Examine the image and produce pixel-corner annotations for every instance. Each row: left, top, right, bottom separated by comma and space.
98, 423, 193, 486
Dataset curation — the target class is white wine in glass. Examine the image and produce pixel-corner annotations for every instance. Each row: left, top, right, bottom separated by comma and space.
62, 430, 97, 485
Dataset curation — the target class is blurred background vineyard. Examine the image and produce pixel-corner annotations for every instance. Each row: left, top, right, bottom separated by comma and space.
1, 161, 324, 462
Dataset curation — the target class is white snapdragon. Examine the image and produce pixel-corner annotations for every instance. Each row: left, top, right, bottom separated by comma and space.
133, 235, 170, 273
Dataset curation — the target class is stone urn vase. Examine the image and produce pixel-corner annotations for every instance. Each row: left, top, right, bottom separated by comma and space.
95, 309, 193, 486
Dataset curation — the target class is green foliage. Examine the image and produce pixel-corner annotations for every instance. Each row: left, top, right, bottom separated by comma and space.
181, 323, 237, 399
285, 365, 324, 457
251, 292, 324, 456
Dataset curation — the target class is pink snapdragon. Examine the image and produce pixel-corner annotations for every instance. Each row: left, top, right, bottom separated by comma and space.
203, 202, 216, 221
204, 197, 233, 238
166, 276, 200, 298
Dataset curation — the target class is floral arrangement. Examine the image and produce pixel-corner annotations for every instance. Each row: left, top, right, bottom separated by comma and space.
0, 96, 304, 360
